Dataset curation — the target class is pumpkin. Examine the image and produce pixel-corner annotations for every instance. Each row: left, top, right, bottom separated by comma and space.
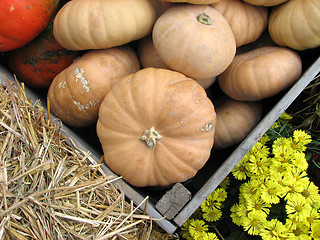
53, 0, 157, 51
5, 20, 82, 88
96, 67, 216, 187
47, 45, 140, 127
243, 0, 288, 6
213, 97, 262, 149
152, 4, 236, 80
162, 0, 221, 4
137, 35, 217, 89
268, 0, 320, 50
211, 0, 268, 47
0, 0, 59, 52
137, 35, 168, 69
218, 46, 302, 101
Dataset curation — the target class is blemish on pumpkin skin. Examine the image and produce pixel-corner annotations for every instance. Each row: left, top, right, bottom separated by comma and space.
74, 67, 90, 92
73, 99, 99, 111
58, 80, 66, 88
201, 122, 214, 132
10, 5, 15, 12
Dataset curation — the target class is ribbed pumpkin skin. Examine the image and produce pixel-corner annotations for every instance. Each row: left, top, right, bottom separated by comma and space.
47, 45, 140, 127
152, 4, 236, 80
211, 0, 268, 47
243, 0, 288, 6
268, 0, 320, 50
218, 46, 302, 101
96, 68, 216, 187
214, 98, 262, 149
53, 0, 157, 50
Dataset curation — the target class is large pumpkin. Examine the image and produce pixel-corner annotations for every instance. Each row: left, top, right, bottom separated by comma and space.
218, 46, 302, 101
268, 0, 320, 50
96, 68, 216, 187
53, 0, 157, 50
0, 0, 59, 52
152, 4, 236, 80
211, 0, 268, 47
47, 45, 140, 127
213, 97, 262, 149
6, 21, 82, 88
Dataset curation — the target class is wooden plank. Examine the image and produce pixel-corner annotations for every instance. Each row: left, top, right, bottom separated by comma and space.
0, 65, 178, 234
173, 56, 320, 226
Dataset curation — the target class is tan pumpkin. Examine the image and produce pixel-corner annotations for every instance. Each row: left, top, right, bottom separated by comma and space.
211, 0, 268, 47
162, 0, 221, 4
137, 35, 217, 89
47, 45, 140, 127
96, 67, 216, 187
213, 97, 262, 149
218, 46, 302, 101
268, 0, 320, 50
53, 0, 157, 50
152, 4, 236, 80
243, 0, 288, 6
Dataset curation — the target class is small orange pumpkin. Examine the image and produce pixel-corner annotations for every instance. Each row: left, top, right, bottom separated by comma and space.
47, 45, 140, 127
213, 97, 262, 149
96, 67, 216, 187
218, 46, 302, 101
211, 0, 268, 47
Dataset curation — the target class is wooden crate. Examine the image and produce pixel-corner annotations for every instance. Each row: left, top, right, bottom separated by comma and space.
1, 46, 319, 234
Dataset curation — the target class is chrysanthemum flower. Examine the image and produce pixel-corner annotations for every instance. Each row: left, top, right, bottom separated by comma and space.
260, 179, 285, 204
240, 179, 263, 200
283, 174, 309, 201
201, 194, 221, 212
269, 157, 292, 175
203, 207, 222, 222
287, 222, 310, 239
246, 197, 271, 216
242, 211, 267, 235
311, 222, 320, 239
279, 112, 292, 121
305, 208, 320, 227
259, 219, 288, 240
252, 141, 270, 157
211, 187, 227, 202
188, 219, 208, 238
230, 203, 248, 226
300, 181, 320, 208
285, 194, 312, 222
290, 151, 308, 171
232, 157, 249, 180
181, 219, 193, 240
272, 137, 292, 149
246, 153, 271, 177
218, 176, 230, 189
293, 130, 312, 147
272, 144, 293, 162
260, 134, 271, 145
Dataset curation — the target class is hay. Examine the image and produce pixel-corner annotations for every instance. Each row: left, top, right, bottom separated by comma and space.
0, 74, 165, 240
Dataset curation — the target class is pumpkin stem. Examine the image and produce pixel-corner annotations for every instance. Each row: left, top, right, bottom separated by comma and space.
197, 13, 211, 25
140, 127, 162, 150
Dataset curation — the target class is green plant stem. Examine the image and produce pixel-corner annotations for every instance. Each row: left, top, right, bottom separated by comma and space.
212, 224, 224, 240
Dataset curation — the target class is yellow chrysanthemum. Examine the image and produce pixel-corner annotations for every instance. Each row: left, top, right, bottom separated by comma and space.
272, 137, 291, 149
232, 157, 249, 180
218, 176, 230, 189
290, 151, 309, 171
305, 208, 320, 227
287, 222, 310, 239
242, 211, 267, 236
293, 129, 312, 147
279, 111, 292, 121
203, 207, 222, 222
212, 187, 227, 202
188, 219, 208, 238
285, 194, 312, 222
300, 181, 320, 208
239, 179, 263, 201
311, 222, 320, 239
230, 203, 248, 226
181, 219, 193, 240
260, 134, 271, 145
246, 197, 271, 216
259, 219, 288, 240
246, 153, 271, 177
260, 179, 285, 204
283, 173, 309, 201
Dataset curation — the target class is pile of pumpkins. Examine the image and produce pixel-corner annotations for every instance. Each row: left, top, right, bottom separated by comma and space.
1, 0, 319, 187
